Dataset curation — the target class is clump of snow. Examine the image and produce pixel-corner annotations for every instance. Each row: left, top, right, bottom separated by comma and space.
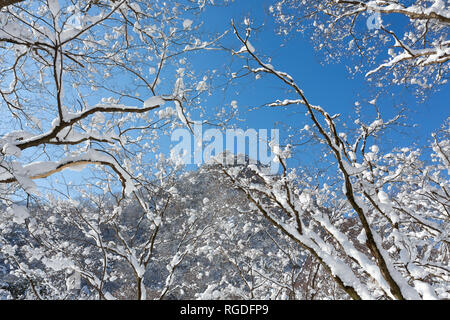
129, 2, 142, 13
196, 76, 208, 92
237, 41, 256, 54
2, 143, 21, 157
246, 41, 256, 53
377, 190, 390, 204
183, 19, 193, 30
357, 229, 367, 244
144, 96, 165, 108
8, 204, 30, 224
158, 106, 176, 119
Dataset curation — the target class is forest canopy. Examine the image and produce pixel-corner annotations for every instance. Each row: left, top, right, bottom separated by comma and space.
0, 0, 448, 300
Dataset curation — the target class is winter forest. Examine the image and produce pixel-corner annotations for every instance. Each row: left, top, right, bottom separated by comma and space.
0, 0, 448, 301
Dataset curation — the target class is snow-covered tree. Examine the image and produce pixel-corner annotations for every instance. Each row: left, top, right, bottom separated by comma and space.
0, 157, 214, 299
1, 156, 345, 300
0, 0, 234, 300
221, 21, 449, 300
179, 163, 331, 300
271, 0, 449, 95
1, 0, 448, 301
0, 0, 228, 203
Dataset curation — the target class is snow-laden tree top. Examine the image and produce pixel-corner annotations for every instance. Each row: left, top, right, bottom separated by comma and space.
271, 0, 449, 95
0, 0, 227, 199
